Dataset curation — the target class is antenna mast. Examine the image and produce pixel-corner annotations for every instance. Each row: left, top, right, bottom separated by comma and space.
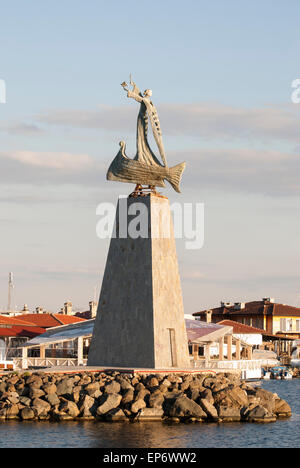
7, 272, 13, 311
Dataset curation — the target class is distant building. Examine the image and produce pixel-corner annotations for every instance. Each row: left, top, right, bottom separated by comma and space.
75, 301, 98, 320
0, 315, 46, 363
193, 298, 300, 339
0, 304, 30, 317
1, 300, 98, 319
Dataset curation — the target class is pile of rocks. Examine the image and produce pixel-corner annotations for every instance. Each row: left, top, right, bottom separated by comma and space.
0, 371, 291, 423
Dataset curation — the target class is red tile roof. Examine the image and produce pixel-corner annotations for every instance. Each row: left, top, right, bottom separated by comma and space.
0, 325, 46, 338
273, 303, 300, 317
14, 313, 86, 328
218, 320, 266, 335
0, 315, 41, 327
53, 314, 86, 325
193, 300, 300, 318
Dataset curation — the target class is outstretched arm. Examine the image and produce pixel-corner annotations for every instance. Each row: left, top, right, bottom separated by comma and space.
127, 89, 143, 103
121, 75, 143, 103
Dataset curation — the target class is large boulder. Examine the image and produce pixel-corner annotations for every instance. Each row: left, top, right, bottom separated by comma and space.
118, 378, 134, 392
20, 407, 35, 420
203, 375, 230, 393
148, 390, 164, 408
85, 382, 101, 398
217, 406, 241, 422
78, 394, 97, 418
56, 378, 74, 397
97, 393, 122, 416
131, 398, 146, 414
6, 391, 19, 405
252, 388, 276, 414
243, 405, 276, 423
121, 389, 134, 406
26, 375, 43, 388
58, 400, 80, 419
6, 375, 20, 386
167, 396, 207, 420
31, 398, 51, 419
29, 388, 45, 399
214, 385, 248, 409
19, 396, 31, 407
274, 398, 292, 418
105, 381, 121, 394
6, 404, 19, 419
0, 382, 7, 393
42, 383, 57, 395
200, 388, 214, 405
146, 377, 160, 388
199, 398, 219, 421
134, 388, 150, 401
45, 393, 60, 407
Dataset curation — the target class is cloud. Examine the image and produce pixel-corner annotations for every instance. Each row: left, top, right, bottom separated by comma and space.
36, 102, 300, 144
177, 147, 300, 196
0, 146, 299, 197
0, 121, 44, 135
6, 150, 93, 170
0, 150, 105, 188
37, 106, 136, 133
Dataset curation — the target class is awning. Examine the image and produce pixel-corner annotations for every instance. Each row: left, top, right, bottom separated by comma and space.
22, 319, 94, 348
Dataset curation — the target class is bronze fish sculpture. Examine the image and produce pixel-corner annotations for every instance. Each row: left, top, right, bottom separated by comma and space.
107, 78, 186, 193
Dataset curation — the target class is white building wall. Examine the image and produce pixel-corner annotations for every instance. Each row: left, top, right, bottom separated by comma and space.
233, 333, 262, 346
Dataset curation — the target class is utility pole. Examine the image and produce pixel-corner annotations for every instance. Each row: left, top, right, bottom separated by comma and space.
7, 272, 13, 311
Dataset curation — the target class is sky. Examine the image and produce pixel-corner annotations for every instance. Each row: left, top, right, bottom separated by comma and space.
0, 0, 300, 314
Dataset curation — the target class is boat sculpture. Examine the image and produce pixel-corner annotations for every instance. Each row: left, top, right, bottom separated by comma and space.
107, 77, 185, 193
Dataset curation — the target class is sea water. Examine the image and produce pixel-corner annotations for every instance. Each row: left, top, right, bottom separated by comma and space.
0, 379, 299, 448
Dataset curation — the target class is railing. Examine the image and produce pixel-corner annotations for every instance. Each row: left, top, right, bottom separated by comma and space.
13, 357, 88, 370
192, 359, 263, 379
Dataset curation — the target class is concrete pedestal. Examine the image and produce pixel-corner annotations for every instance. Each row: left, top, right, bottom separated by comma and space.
88, 194, 190, 368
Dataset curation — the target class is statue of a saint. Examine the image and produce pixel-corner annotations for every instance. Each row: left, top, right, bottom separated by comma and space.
122, 77, 167, 167
107, 76, 185, 193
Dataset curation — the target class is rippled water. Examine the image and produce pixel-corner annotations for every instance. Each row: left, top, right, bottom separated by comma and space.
0, 379, 299, 448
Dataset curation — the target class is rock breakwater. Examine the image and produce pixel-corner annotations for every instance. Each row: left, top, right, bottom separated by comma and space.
0, 371, 292, 423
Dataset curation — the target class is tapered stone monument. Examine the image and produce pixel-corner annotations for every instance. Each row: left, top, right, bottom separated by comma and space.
88, 76, 190, 368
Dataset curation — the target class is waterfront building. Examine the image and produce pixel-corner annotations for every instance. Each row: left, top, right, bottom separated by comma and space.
0, 315, 46, 368
17, 319, 94, 369
193, 298, 300, 339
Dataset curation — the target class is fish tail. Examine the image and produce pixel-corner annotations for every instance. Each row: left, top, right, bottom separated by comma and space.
166, 162, 186, 193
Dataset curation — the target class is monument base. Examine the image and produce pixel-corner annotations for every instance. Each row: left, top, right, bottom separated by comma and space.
88, 194, 190, 369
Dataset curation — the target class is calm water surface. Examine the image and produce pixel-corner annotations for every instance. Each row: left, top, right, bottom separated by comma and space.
0, 379, 299, 448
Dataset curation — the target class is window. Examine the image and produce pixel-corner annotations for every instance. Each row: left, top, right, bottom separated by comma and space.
280, 318, 293, 332
296, 320, 300, 332
280, 318, 287, 332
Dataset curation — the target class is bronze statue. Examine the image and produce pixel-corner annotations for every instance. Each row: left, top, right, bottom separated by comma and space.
107, 76, 185, 193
